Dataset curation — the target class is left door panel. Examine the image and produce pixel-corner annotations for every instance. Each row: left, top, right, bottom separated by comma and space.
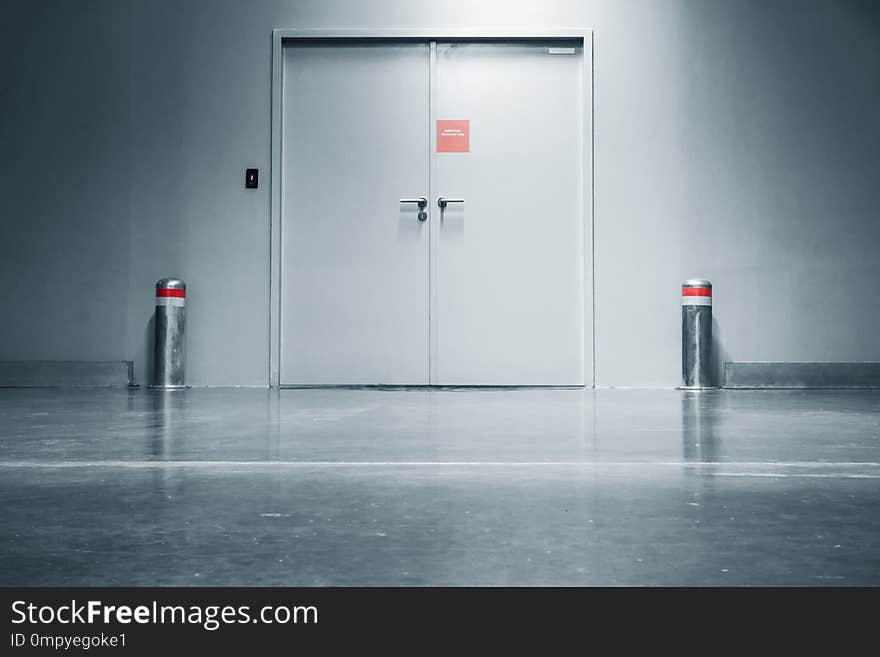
281, 43, 430, 384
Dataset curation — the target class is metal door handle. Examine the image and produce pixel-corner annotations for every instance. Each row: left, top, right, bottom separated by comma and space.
437, 197, 464, 208
400, 197, 428, 208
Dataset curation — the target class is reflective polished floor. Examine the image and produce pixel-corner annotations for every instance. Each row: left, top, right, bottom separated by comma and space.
1, 388, 878, 586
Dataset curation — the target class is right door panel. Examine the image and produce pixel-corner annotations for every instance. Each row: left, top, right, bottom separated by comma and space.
434, 42, 585, 385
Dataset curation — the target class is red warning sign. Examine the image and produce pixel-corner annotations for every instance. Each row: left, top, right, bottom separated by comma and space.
437, 120, 470, 153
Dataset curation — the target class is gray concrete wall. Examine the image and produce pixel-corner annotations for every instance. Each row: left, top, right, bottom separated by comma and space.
2, 0, 878, 387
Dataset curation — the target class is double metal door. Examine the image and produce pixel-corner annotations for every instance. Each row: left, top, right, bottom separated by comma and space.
281, 40, 586, 385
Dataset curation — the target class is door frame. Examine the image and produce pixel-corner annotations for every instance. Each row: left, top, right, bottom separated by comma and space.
270, 28, 594, 388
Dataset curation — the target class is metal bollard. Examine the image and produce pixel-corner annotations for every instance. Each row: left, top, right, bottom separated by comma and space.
680, 279, 714, 389
153, 278, 186, 388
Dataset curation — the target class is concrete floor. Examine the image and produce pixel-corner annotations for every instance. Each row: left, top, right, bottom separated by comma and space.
0, 387, 878, 586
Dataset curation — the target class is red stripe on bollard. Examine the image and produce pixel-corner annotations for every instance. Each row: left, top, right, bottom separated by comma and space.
156, 288, 186, 298
681, 287, 711, 297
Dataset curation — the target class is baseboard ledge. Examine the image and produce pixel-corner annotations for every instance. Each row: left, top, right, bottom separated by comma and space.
0, 360, 134, 388
723, 362, 880, 389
